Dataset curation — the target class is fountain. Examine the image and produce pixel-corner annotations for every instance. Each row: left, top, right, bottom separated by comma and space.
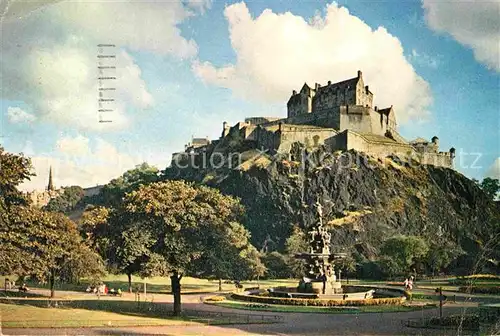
294, 201, 346, 295
231, 200, 406, 305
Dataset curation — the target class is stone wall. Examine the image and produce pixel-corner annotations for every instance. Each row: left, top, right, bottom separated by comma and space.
326, 130, 453, 168
277, 126, 337, 153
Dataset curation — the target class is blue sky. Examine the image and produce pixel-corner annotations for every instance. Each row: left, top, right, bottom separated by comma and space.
1, 0, 498, 190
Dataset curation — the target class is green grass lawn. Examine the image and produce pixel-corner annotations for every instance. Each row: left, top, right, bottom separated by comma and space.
6, 275, 299, 295
206, 299, 436, 314
0, 302, 200, 328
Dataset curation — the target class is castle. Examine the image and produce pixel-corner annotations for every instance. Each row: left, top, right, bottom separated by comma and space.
176, 71, 455, 168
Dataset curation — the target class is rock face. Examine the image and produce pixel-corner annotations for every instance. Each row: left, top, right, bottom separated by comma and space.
164, 143, 499, 265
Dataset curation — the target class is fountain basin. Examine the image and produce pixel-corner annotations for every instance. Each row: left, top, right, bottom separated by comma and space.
232, 285, 406, 306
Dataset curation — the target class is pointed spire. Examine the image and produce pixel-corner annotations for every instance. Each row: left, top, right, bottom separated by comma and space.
47, 166, 54, 191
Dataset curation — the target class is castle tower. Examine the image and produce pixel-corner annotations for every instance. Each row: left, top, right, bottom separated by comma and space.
47, 166, 54, 191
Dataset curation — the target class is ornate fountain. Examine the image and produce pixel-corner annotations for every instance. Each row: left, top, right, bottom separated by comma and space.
295, 201, 345, 294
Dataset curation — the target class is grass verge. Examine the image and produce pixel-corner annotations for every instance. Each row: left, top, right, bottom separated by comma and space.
0, 302, 199, 328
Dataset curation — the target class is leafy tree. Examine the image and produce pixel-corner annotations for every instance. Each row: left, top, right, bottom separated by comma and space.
336, 255, 357, 283
1, 206, 103, 297
480, 177, 500, 200
284, 226, 308, 277
262, 252, 292, 279
44, 186, 84, 213
0, 147, 33, 206
96, 180, 258, 315
380, 235, 429, 277
426, 242, 464, 275
90, 163, 159, 207
0, 148, 103, 297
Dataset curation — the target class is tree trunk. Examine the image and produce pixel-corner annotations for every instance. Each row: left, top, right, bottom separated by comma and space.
128, 273, 132, 293
218, 278, 222, 292
49, 270, 55, 298
170, 271, 182, 316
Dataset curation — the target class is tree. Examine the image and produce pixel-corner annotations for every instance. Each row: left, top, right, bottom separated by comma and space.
101, 180, 258, 315
1, 206, 104, 297
44, 186, 84, 213
262, 252, 291, 279
380, 235, 429, 278
426, 242, 464, 275
336, 255, 357, 283
284, 226, 308, 277
480, 177, 500, 200
0, 147, 33, 206
90, 163, 159, 207
0, 148, 103, 297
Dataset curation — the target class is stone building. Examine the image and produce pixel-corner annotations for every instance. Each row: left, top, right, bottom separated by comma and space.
173, 71, 455, 169
25, 167, 104, 207
26, 166, 60, 207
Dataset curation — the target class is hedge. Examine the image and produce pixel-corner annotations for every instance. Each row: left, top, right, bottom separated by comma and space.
231, 293, 405, 306
428, 314, 479, 330
458, 286, 500, 294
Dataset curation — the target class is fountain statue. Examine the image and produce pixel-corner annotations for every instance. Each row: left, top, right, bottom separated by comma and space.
295, 201, 345, 294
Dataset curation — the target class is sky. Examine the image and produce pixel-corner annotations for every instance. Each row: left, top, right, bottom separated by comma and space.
1, 0, 499, 191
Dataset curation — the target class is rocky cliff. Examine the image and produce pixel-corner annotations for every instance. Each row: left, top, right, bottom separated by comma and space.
164, 142, 499, 268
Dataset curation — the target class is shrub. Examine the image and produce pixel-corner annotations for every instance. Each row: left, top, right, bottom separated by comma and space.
428, 314, 479, 330
458, 286, 500, 294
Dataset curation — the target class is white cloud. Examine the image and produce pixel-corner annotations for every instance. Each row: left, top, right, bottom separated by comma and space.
184, 0, 212, 15
422, 0, 500, 71
193, 2, 432, 123
56, 134, 90, 156
1, 0, 197, 131
486, 158, 500, 179
408, 49, 441, 69
7, 107, 36, 123
19, 134, 168, 191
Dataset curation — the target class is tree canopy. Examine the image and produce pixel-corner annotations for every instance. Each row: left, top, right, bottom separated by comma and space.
89, 163, 159, 207
44, 186, 85, 213
380, 235, 429, 277
83, 180, 263, 315
0, 148, 104, 296
480, 177, 500, 200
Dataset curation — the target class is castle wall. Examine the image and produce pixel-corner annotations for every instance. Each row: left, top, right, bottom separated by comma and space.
255, 126, 281, 152
339, 106, 372, 134
277, 126, 337, 153
420, 152, 453, 168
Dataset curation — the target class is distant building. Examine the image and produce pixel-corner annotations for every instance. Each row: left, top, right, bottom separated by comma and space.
25, 167, 103, 207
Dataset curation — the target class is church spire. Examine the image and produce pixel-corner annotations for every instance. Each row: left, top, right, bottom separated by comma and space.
47, 166, 54, 191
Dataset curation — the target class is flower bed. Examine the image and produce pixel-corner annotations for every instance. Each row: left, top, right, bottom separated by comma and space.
231, 292, 405, 306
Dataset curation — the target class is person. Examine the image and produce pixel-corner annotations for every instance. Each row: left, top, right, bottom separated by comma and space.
117, 288, 122, 297
403, 278, 409, 290
408, 276, 414, 291
19, 283, 29, 292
